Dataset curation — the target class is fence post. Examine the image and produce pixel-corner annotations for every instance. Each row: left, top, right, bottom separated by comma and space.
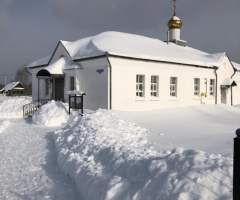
233, 129, 240, 199
69, 95, 70, 114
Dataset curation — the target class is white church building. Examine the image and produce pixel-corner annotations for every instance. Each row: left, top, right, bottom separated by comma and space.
26, 6, 240, 111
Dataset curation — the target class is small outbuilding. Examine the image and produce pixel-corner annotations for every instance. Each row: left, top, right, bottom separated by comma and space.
0, 82, 25, 96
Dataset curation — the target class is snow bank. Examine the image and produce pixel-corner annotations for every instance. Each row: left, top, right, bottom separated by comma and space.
32, 100, 71, 127
54, 110, 232, 200
0, 98, 31, 118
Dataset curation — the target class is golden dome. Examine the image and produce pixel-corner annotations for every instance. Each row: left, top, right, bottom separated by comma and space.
168, 15, 182, 29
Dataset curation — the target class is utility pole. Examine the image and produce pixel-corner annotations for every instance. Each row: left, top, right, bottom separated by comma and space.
0, 74, 15, 91
5, 74, 6, 96
5, 74, 6, 89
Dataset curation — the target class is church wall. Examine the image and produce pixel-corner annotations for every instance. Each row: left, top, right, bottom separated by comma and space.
29, 57, 109, 110
232, 72, 240, 105
217, 55, 235, 105
29, 54, 240, 111
109, 57, 216, 111
63, 69, 81, 101
74, 57, 109, 110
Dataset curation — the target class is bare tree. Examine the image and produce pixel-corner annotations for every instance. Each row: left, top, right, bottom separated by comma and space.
14, 66, 32, 94
0, 83, 4, 90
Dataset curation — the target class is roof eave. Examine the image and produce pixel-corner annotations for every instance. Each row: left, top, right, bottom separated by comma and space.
107, 53, 214, 69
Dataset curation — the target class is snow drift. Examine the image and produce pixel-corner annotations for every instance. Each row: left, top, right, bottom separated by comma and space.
32, 100, 71, 127
54, 109, 232, 200
0, 98, 31, 118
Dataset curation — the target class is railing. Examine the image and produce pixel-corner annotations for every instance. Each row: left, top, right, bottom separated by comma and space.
23, 99, 50, 117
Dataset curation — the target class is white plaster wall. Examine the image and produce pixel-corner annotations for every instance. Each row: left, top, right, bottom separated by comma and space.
216, 55, 235, 105
49, 42, 71, 64
109, 57, 216, 111
232, 71, 240, 105
63, 69, 82, 102
75, 58, 109, 110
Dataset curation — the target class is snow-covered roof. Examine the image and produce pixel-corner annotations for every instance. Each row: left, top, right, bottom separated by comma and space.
232, 62, 240, 71
61, 32, 225, 67
66, 90, 86, 96
0, 82, 24, 92
38, 57, 80, 75
27, 31, 240, 68
220, 78, 235, 86
27, 55, 51, 68
61, 36, 102, 60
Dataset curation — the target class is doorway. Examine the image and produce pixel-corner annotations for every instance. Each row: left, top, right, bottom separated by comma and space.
221, 86, 227, 104
55, 77, 64, 101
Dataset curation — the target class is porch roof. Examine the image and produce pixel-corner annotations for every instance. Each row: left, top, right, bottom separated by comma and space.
221, 78, 237, 86
36, 57, 79, 77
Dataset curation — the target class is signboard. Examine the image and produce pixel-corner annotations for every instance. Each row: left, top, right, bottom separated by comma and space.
96, 69, 104, 74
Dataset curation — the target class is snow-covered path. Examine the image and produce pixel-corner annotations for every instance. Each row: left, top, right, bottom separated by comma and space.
0, 118, 81, 200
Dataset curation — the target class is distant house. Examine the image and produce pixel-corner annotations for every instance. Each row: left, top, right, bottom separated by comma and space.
0, 82, 25, 96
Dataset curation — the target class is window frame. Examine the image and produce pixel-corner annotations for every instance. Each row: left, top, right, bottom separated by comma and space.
194, 78, 200, 96
136, 75, 145, 98
150, 75, 159, 97
209, 79, 215, 96
170, 77, 177, 97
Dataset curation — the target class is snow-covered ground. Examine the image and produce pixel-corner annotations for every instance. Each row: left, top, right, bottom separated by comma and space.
0, 97, 81, 200
117, 104, 239, 158
0, 95, 31, 104
0, 96, 237, 200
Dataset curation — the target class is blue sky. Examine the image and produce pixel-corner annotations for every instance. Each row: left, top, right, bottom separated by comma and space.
0, 0, 239, 83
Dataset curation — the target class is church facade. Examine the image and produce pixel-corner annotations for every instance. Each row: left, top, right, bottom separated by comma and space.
26, 7, 240, 111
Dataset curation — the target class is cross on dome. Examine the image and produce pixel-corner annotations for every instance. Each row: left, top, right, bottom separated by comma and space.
172, 0, 177, 16
168, 0, 182, 30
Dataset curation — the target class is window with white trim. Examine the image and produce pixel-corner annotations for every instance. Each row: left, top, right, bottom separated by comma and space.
70, 76, 75, 90
136, 75, 145, 97
209, 79, 215, 96
194, 78, 200, 96
151, 76, 158, 97
170, 77, 177, 97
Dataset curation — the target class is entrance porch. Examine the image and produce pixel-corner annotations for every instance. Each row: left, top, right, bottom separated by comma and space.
36, 68, 65, 103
